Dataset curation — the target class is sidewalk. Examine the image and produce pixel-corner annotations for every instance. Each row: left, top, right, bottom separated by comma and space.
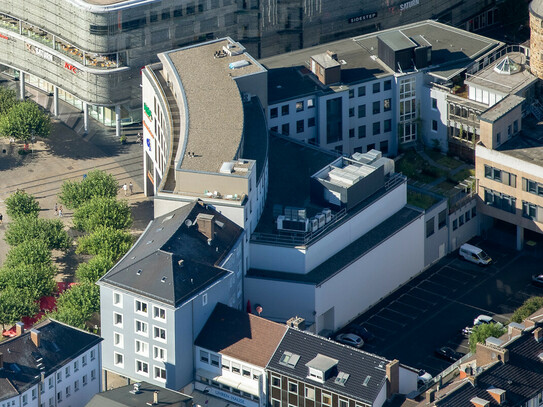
0, 78, 152, 275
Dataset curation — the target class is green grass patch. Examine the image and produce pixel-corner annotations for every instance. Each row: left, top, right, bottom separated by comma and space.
396, 149, 446, 183
407, 190, 439, 210
450, 168, 475, 183
425, 149, 464, 169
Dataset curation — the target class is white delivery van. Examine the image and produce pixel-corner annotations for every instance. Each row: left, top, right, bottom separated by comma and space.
459, 243, 492, 265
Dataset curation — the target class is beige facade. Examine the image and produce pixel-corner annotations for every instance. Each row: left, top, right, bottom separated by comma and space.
530, 11, 543, 80
479, 99, 523, 149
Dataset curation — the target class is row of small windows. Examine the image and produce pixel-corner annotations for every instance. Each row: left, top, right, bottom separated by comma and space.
114, 353, 166, 381
270, 99, 315, 118
522, 177, 543, 196
200, 350, 262, 380
199, 376, 260, 402
483, 188, 516, 214
452, 207, 476, 231
348, 80, 392, 98
484, 165, 517, 187
113, 293, 167, 320
37, 370, 96, 407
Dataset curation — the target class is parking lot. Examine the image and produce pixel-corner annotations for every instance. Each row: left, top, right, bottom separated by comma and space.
345, 239, 543, 377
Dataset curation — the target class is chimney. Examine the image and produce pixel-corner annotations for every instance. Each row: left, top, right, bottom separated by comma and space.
196, 213, 215, 241
326, 50, 338, 60
476, 342, 509, 367
154, 390, 159, 404
470, 397, 490, 407
426, 388, 436, 403
30, 329, 41, 347
385, 359, 399, 399
286, 316, 305, 330
487, 389, 506, 405
0, 352, 3, 369
534, 327, 543, 342
15, 322, 24, 337
508, 322, 524, 338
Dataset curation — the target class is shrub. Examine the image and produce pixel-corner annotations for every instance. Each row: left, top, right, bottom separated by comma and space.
469, 323, 507, 353
59, 169, 119, 209
5, 190, 40, 219
511, 297, 543, 323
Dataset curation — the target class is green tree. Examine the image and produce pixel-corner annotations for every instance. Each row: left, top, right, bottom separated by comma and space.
469, 323, 507, 352
48, 283, 99, 330
73, 196, 132, 232
5, 216, 71, 250
0, 100, 51, 142
4, 239, 52, 269
5, 190, 40, 219
76, 226, 132, 262
0, 87, 18, 116
511, 297, 543, 323
0, 263, 56, 301
0, 287, 39, 329
59, 170, 119, 209
75, 255, 113, 284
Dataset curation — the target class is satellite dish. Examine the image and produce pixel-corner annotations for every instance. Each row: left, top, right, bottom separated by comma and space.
184, 219, 193, 227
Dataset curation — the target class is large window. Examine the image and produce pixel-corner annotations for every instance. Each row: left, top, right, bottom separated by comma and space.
135, 340, 148, 356
372, 101, 380, 115
135, 320, 148, 336
154, 346, 167, 361
484, 188, 516, 214
438, 210, 446, 229
153, 306, 166, 321
358, 104, 366, 118
523, 177, 543, 196
486, 166, 516, 187
136, 360, 149, 376
154, 367, 166, 381
135, 300, 148, 315
154, 326, 166, 342
399, 77, 417, 143
522, 201, 543, 222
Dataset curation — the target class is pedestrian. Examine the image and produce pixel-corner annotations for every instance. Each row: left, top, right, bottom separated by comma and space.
58, 205, 63, 217
123, 183, 128, 196
54, 203, 58, 215
129, 182, 133, 195
0, 213, 3, 225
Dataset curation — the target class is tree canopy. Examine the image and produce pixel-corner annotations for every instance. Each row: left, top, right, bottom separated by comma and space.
5, 216, 71, 250
48, 283, 99, 330
0, 263, 56, 301
73, 196, 132, 233
0, 287, 40, 328
75, 255, 113, 284
0, 87, 17, 116
76, 226, 132, 263
0, 100, 51, 142
511, 297, 543, 323
5, 190, 40, 220
469, 323, 507, 352
4, 239, 52, 269
59, 170, 119, 209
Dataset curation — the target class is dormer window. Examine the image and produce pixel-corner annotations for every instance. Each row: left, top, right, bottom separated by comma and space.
308, 367, 324, 382
305, 354, 338, 383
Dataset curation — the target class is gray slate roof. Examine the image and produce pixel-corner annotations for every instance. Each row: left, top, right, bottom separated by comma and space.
0, 319, 102, 402
267, 328, 389, 405
99, 201, 243, 307
85, 381, 192, 407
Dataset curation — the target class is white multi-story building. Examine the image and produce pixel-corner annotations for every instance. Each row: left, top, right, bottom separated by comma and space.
98, 202, 245, 390
0, 319, 102, 407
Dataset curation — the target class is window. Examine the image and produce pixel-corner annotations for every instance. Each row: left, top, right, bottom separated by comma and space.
211, 354, 220, 367
523, 177, 543, 195
305, 386, 315, 400
281, 123, 290, 135
48, 377, 53, 389
154, 346, 167, 361
232, 362, 241, 374
459, 214, 464, 226
472, 207, 477, 218
22, 395, 27, 406
297, 120, 304, 133
200, 350, 209, 363
339, 399, 348, 407
271, 375, 281, 388
114, 313, 123, 327
65, 366, 70, 377
358, 125, 366, 138
270, 107, 278, 119
373, 83, 380, 94
296, 101, 304, 112
242, 368, 251, 377
484, 188, 516, 214
372, 101, 380, 115
349, 107, 355, 117
497, 132, 501, 144
308, 117, 316, 127
49, 397, 54, 407
82, 355, 87, 366
383, 98, 391, 111
288, 381, 298, 394
453, 219, 458, 230
384, 119, 391, 133
426, 217, 435, 238
114, 352, 124, 367
154, 326, 166, 342
135, 300, 148, 315
91, 369, 96, 380
349, 128, 355, 138
373, 121, 380, 135
82, 375, 88, 386
367, 143, 375, 151
32, 389, 37, 400
161, 9, 170, 19
222, 359, 230, 371
308, 98, 315, 108
74, 360, 78, 372
173, 7, 183, 17
153, 306, 166, 321
322, 392, 332, 407
135, 340, 149, 356
326, 97, 343, 144
57, 372, 62, 383
135, 320, 148, 336
465, 210, 471, 221
136, 360, 149, 376
358, 86, 366, 97
57, 392, 62, 403
514, 119, 519, 133
380, 140, 389, 154
308, 367, 323, 382
281, 105, 289, 116
349, 89, 354, 98
74, 380, 79, 392
438, 210, 446, 229
272, 399, 281, 407
358, 104, 366, 118
154, 367, 167, 381
384, 80, 392, 91
432, 120, 438, 131
431, 97, 437, 109
113, 292, 122, 307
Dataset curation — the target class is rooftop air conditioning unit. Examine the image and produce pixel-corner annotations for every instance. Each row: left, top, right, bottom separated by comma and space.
316, 213, 326, 228
322, 208, 332, 223
310, 218, 319, 232
277, 215, 309, 232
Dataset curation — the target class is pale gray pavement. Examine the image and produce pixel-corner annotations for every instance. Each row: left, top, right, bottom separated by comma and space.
0, 75, 153, 277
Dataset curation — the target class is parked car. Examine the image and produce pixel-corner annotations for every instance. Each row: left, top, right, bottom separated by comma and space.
335, 333, 364, 348
532, 274, 543, 288
434, 346, 463, 362
345, 324, 375, 342
463, 314, 502, 336
417, 370, 433, 387
459, 243, 492, 265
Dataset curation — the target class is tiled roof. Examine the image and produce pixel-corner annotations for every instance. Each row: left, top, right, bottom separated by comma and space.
195, 303, 287, 367
0, 319, 102, 402
267, 328, 389, 404
99, 202, 243, 306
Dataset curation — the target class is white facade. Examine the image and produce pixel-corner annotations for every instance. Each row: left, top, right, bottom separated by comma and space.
0, 345, 101, 407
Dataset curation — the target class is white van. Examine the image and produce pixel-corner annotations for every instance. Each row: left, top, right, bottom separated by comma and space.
459, 243, 492, 265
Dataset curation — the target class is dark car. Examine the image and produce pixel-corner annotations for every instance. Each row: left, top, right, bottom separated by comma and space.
532, 274, 543, 288
345, 324, 375, 342
434, 346, 463, 362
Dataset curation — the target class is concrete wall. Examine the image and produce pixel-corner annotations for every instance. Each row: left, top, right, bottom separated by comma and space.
449, 198, 478, 251
423, 200, 449, 267
314, 212, 424, 332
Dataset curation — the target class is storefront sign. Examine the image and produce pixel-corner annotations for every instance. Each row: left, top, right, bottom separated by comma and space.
348, 12, 377, 23
25, 43, 53, 62
210, 388, 256, 407
144, 102, 153, 120
399, 0, 420, 11
64, 62, 78, 74
143, 119, 154, 139
146, 137, 152, 152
